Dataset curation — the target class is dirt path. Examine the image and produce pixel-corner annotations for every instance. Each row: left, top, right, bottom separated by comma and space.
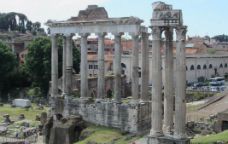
187, 91, 228, 121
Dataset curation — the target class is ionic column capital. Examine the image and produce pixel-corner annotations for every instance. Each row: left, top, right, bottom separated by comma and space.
151, 26, 162, 40
175, 26, 187, 41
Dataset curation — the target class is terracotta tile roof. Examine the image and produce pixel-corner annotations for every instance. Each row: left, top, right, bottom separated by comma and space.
87, 53, 113, 62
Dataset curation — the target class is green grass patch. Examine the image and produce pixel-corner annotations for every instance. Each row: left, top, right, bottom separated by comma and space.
75, 125, 140, 144
191, 130, 228, 144
0, 104, 48, 122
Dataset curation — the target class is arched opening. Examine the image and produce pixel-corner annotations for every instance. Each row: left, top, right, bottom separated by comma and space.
138, 67, 141, 77
106, 89, 113, 99
197, 65, 201, 70
225, 63, 228, 68
220, 64, 223, 68
190, 65, 194, 70
209, 64, 213, 69
203, 64, 207, 70
121, 63, 126, 74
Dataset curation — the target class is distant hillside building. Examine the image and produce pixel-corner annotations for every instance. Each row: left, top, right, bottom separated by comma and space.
83, 36, 228, 82
0, 31, 34, 64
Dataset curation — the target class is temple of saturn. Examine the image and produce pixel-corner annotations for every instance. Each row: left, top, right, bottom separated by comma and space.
47, 2, 190, 144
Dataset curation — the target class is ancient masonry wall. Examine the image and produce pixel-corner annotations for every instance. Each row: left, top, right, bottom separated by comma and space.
61, 98, 152, 134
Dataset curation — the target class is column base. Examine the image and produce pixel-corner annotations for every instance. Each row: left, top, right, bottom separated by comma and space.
147, 135, 190, 144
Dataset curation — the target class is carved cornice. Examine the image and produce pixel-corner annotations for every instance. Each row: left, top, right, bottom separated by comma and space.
46, 17, 143, 27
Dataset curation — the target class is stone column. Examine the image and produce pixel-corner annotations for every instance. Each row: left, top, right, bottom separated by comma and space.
163, 28, 174, 135
62, 36, 66, 95
150, 27, 163, 136
174, 26, 187, 139
65, 35, 73, 95
51, 34, 58, 97
140, 32, 149, 101
114, 33, 123, 103
80, 33, 89, 98
97, 32, 106, 100
131, 34, 140, 103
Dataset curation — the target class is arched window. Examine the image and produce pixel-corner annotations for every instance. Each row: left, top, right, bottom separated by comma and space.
209, 64, 213, 69
203, 64, 207, 70
220, 64, 223, 68
190, 65, 194, 70
225, 63, 228, 68
197, 65, 201, 70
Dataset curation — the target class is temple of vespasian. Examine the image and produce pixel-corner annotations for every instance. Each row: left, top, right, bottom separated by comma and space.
47, 2, 189, 144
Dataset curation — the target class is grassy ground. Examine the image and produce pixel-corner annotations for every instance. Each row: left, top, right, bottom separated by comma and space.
75, 125, 141, 144
0, 104, 48, 122
191, 130, 228, 144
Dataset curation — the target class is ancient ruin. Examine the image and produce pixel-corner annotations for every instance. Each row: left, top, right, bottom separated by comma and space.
46, 2, 189, 144
147, 2, 189, 144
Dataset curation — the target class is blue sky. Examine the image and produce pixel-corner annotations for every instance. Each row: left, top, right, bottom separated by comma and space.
100, 0, 228, 37
0, 0, 227, 37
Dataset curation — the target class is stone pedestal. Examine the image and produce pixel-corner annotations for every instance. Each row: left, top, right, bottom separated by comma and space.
147, 135, 190, 144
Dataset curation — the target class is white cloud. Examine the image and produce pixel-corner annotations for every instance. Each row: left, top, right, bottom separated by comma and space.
0, 0, 109, 25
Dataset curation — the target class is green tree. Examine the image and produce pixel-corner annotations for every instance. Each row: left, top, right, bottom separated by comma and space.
25, 37, 51, 96
0, 41, 17, 99
25, 37, 80, 97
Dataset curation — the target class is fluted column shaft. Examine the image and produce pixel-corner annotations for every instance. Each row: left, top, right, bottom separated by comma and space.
131, 34, 139, 102
150, 27, 163, 136
65, 35, 73, 95
163, 28, 174, 135
114, 33, 123, 103
51, 34, 58, 97
141, 32, 149, 101
80, 33, 89, 98
97, 33, 106, 99
62, 36, 67, 95
174, 26, 187, 139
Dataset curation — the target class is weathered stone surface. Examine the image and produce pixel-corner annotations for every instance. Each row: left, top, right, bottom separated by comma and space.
40, 112, 48, 125
67, 98, 151, 134
69, 5, 108, 21
35, 114, 41, 121
3, 114, 12, 124
45, 115, 85, 144
18, 114, 25, 120
147, 135, 190, 144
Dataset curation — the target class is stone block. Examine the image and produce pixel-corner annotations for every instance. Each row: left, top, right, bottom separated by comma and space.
147, 135, 190, 144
